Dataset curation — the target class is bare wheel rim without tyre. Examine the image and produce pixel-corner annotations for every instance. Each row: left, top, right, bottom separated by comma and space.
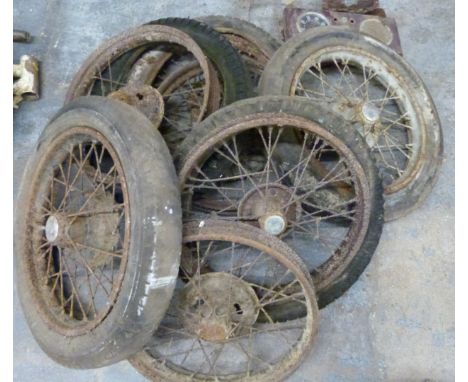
129, 220, 319, 382
259, 27, 442, 221
64, 25, 217, 152
176, 96, 384, 308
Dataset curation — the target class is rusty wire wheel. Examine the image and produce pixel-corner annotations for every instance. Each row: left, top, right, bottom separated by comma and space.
129, 220, 319, 382
64, 25, 218, 151
259, 27, 443, 221
176, 96, 383, 308
198, 16, 281, 87
15, 97, 182, 368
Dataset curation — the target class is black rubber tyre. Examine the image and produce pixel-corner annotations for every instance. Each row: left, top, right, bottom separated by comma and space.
148, 17, 253, 104
176, 96, 384, 308
259, 27, 443, 221
14, 96, 182, 368
198, 16, 281, 88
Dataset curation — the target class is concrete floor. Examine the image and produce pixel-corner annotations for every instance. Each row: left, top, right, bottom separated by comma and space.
13, 0, 454, 380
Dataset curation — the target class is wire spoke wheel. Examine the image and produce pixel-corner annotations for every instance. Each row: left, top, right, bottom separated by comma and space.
15, 97, 182, 368
129, 220, 319, 382
27, 128, 129, 334
259, 28, 442, 220
292, 51, 417, 192
64, 25, 217, 152
176, 96, 383, 308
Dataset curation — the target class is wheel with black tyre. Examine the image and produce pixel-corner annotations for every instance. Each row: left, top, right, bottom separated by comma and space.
198, 16, 281, 86
259, 27, 443, 221
149, 18, 254, 103
176, 96, 384, 308
129, 220, 319, 382
14, 96, 182, 368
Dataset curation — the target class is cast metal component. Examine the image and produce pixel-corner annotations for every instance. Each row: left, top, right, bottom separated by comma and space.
180, 272, 260, 342
129, 220, 319, 381
13, 55, 40, 108
108, 84, 165, 128
238, 184, 300, 236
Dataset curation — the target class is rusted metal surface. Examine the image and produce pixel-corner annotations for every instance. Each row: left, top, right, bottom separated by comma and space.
129, 220, 319, 382
178, 110, 372, 294
22, 127, 130, 337
108, 84, 165, 128
13, 55, 40, 108
282, 6, 402, 54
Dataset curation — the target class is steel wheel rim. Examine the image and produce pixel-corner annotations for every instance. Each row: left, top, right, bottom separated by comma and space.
130, 221, 317, 381
178, 114, 371, 291
290, 47, 423, 194
24, 127, 130, 336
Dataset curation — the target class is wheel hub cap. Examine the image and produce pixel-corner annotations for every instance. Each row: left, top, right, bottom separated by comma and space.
361, 102, 381, 123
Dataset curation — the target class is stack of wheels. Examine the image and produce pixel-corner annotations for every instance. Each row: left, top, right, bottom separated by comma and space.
14, 14, 442, 382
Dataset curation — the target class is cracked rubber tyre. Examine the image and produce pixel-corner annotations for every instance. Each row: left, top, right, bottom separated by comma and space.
14, 96, 182, 368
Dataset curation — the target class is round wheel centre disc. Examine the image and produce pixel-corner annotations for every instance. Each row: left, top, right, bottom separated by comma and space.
238, 184, 300, 236
179, 272, 260, 343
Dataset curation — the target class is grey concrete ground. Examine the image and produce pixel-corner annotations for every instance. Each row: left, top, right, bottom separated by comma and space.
13, 0, 454, 380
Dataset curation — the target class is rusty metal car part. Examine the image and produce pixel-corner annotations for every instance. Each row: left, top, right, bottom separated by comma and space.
129, 220, 319, 382
198, 16, 281, 87
108, 84, 165, 128
127, 53, 222, 150
65, 25, 215, 122
13, 55, 40, 108
15, 97, 182, 367
282, 7, 402, 54
176, 96, 384, 308
19, 128, 131, 336
259, 28, 442, 221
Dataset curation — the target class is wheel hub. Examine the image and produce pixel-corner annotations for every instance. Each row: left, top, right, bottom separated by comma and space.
238, 184, 299, 236
180, 273, 259, 342
361, 102, 381, 124
45, 215, 63, 243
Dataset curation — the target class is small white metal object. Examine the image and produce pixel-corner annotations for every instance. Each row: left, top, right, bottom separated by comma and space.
262, 214, 286, 236
45, 215, 59, 242
361, 102, 381, 123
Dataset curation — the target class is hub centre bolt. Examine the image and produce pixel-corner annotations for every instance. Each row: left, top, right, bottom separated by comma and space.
361, 102, 381, 123
45, 215, 60, 242
262, 214, 286, 236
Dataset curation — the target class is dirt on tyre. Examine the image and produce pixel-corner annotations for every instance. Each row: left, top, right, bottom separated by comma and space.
176, 95, 384, 308
259, 27, 443, 221
14, 96, 182, 368
149, 17, 254, 103
129, 220, 319, 382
